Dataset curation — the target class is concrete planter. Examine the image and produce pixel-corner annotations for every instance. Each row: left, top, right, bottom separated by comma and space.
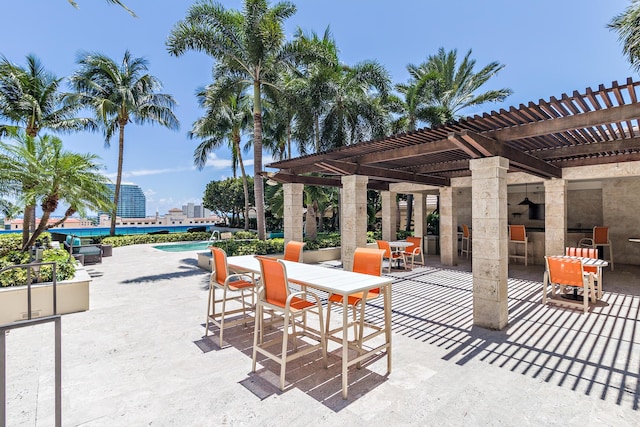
0, 267, 91, 325
197, 243, 378, 271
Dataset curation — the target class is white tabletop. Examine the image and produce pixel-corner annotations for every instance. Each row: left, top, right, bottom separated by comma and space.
227, 255, 392, 296
389, 241, 412, 249
553, 255, 608, 268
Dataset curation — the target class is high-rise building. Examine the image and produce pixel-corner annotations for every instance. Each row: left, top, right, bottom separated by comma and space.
102, 184, 146, 218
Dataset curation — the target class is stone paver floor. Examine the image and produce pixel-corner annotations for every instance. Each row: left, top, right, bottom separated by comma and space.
3, 244, 639, 425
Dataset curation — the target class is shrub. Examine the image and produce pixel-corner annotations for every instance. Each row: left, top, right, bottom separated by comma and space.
0, 247, 75, 287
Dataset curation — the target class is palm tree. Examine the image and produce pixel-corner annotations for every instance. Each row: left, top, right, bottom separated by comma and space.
609, 1, 640, 71
0, 54, 92, 246
70, 51, 179, 236
0, 132, 112, 250
413, 48, 513, 127
190, 85, 253, 230
299, 59, 391, 152
167, 0, 333, 240
67, 0, 136, 17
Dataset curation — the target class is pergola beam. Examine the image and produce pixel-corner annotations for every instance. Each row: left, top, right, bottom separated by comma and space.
488, 103, 640, 141
268, 171, 389, 190
457, 130, 562, 178
531, 135, 640, 159
317, 160, 450, 186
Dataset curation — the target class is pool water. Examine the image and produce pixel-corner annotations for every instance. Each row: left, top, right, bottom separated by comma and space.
153, 241, 212, 252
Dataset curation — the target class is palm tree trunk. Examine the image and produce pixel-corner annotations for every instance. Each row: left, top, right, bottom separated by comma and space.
234, 135, 250, 231
25, 210, 52, 249
314, 114, 320, 153
405, 194, 413, 232
21, 203, 34, 250
305, 202, 317, 240
110, 122, 126, 236
253, 80, 266, 239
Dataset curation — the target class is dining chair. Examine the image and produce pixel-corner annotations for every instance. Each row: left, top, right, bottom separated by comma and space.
579, 226, 614, 271
402, 236, 424, 268
283, 240, 305, 262
376, 240, 405, 273
205, 247, 256, 347
460, 225, 471, 258
508, 225, 528, 266
543, 256, 595, 314
252, 256, 327, 391
565, 246, 603, 299
325, 248, 385, 347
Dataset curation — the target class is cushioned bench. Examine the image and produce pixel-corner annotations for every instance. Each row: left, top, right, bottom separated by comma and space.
63, 236, 102, 265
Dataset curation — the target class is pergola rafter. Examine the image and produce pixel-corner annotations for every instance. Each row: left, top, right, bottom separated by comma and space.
267, 78, 640, 186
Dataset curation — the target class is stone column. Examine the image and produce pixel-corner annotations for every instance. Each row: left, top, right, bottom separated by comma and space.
381, 190, 397, 242
439, 186, 457, 266
283, 183, 304, 244
413, 193, 427, 237
341, 175, 369, 271
470, 157, 509, 330
544, 178, 567, 258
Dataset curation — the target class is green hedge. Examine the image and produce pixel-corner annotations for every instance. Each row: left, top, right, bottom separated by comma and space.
0, 247, 76, 287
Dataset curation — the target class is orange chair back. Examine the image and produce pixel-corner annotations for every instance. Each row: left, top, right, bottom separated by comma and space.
565, 247, 597, 258
509, 225, 526, 242
376, 240, 392, 258
283, 240, 305, 262
593, 226, 609, 244
462, 225, 470, 238
546, 257, 585, 288
210, 246, 229, 286
405, 236, 422, 253
565, 247, 598, 274
256, 256, 289, 308
353, 248, 384, 276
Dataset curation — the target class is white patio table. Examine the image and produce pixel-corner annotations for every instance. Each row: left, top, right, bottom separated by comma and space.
226, 254, 393, 399
389, 241, 412, 269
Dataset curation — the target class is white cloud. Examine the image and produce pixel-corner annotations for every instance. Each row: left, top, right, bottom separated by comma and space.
205, 153, 233, 169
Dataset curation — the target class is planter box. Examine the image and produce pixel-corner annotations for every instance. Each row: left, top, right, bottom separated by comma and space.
0, 267, 91, 325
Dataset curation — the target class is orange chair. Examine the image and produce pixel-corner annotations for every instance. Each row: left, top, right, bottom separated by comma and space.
402, 236, 424, 268
283, 240, 305, 262
460, 225, 471, 258
205, 247, 256, 347
252, 256, 327, 391
509, 225, 529, 266
325, 248, 385, 346
376, 240, 405, 273
565, 247, 603, 299
579, 226, 614, 271
543, 256, 595, 314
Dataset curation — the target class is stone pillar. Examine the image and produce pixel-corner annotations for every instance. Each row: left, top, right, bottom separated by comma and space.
439, 186, 457, 266
381, 190, 397, 242
470, 157, 509, 330
283, 183, 304, 244
414, 193, 427, 254
544, 178, 567, 258
341, 175, 369, 271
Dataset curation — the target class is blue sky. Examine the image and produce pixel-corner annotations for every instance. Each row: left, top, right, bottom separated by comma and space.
0, 0, 634, 217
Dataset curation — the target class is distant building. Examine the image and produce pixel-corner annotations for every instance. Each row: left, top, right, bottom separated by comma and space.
181, 202, 211, 218
100, 184, 146, 219
6, 217, 95, 230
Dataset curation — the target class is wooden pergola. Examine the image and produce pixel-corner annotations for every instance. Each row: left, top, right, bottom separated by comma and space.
267, 78, 640, 187
265, 78, 640, 330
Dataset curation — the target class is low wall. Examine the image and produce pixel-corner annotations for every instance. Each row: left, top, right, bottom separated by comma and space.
0, 267, 91, 325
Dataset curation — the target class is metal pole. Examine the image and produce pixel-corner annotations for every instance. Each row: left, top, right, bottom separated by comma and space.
54, 318, 61, 427
1, 329, 6, 427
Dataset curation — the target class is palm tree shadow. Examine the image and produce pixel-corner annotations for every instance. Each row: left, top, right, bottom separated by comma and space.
120, 258, 206, 284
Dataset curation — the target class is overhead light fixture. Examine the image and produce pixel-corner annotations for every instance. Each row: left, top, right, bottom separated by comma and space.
518, 183, 537, 206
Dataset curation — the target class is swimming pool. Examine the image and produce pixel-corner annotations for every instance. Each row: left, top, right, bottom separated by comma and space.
153, 241, 212, 252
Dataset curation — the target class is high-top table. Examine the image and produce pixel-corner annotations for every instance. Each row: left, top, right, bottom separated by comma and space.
227, 255, 393, 399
